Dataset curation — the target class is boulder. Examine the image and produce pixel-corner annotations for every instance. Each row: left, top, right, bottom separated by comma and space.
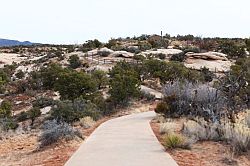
140, 49, 183, 59
110, 51, 134, 58
184, 51, 231, 72
185, 52, 228, 61
85, 49, 98, 56
184, 58, 231, 72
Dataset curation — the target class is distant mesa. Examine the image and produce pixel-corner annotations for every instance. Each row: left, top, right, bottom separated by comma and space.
0, 38, 36, 47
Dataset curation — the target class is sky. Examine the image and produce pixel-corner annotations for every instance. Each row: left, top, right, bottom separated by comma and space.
0, 0, 249, 44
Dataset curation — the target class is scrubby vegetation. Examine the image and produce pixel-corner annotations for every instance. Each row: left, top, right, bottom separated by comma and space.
0, 33, 250, 165
155, 56, 250, 154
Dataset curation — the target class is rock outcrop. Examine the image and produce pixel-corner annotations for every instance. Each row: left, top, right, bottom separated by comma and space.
140, 49, 183, 59
184, 52, 231, 72
110, 51, 134, 58
185, 52, 228, 61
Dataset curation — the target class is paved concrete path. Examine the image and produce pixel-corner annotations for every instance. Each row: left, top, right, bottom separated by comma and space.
65, 111, 178, 166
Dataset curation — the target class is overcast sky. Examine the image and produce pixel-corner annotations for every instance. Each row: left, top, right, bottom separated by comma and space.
0, 0, 249, 44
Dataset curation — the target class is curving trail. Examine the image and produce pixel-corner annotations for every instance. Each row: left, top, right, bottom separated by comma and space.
65, 111, 178, 166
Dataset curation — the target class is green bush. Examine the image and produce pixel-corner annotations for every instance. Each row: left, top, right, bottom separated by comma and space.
0, 118, 18, 131
91, 70, 108, 89
55, 70, 97, 101
109, 61, 141, 105
0, 100, 12, 118
170, 52, 186, 62
69, 55, 81, 69
157, 53, 166, 60
32, 97, 55, 108
50, 99, 101, 123
28, 107, 41, 124
219, 41, 246, 58
15, 70, 25, 79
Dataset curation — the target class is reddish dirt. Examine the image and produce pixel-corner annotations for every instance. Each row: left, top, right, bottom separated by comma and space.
150, 121, 250, 166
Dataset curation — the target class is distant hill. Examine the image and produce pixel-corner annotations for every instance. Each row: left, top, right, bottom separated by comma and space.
0, 38, 35, 47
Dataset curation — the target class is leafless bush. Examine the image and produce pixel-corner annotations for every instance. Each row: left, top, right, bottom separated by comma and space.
162, 80, 225, 122
38, 120, 83, 148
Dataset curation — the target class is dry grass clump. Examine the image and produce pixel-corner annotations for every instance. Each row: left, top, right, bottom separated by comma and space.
79, 116, 95, 129
163, 133, 193, 150
182, 118, 250, 154
245, 110, 250, 127
220, 122, 250, 153
159, 122, 177, 135
183, 119, 220, 141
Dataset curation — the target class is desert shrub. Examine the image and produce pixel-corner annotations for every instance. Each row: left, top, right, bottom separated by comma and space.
133, 54, 146, 62
28, 107, 41, 125
137, 41, 152, 51
109, 61, 141, 105
183, 118, 250, 153
157, 53, 166, 60
245, 110, 250, 127
200, 67, 214, 82
91, 70, 108, 89
79, 116, 95, 129
69, 55, 81, 69
155, 102, 169, 115
157, 80, 225, 122
182, 119, 220, 141
162, 133, 192, 149
122, 46, 140, 53
39, 63, 65, 90
15, 70, 25, 79
0, 118, 18, 131
159, 122, 177, 135
182, 46, 200, 53
16, 108, 41, 123
170, 52, 186, 62
220, 122, 250, 154
219, 41, 246, 58
32, 97, 55, 108
142, 60, 203, 83
140, 91, 155, 101
16, 111, 29, 122
55, 70, 97, 101
0, 100, 12, 118
246, 38, 250, 51
39, 120, 83, 148
83, 39, 102, 50
50, 99, 101, 123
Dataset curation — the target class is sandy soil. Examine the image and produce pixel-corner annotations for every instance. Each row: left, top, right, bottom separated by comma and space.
150, 121, 250, 166
0, 53, 27, 68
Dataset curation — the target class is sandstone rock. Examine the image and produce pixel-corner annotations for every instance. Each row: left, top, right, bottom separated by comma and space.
185, 52, 228, 61
140, 49, 183, 59
184, 51, 231, 72
85, 49, 98, 56
110, 51, 134, 58
184, 58, 231, 72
